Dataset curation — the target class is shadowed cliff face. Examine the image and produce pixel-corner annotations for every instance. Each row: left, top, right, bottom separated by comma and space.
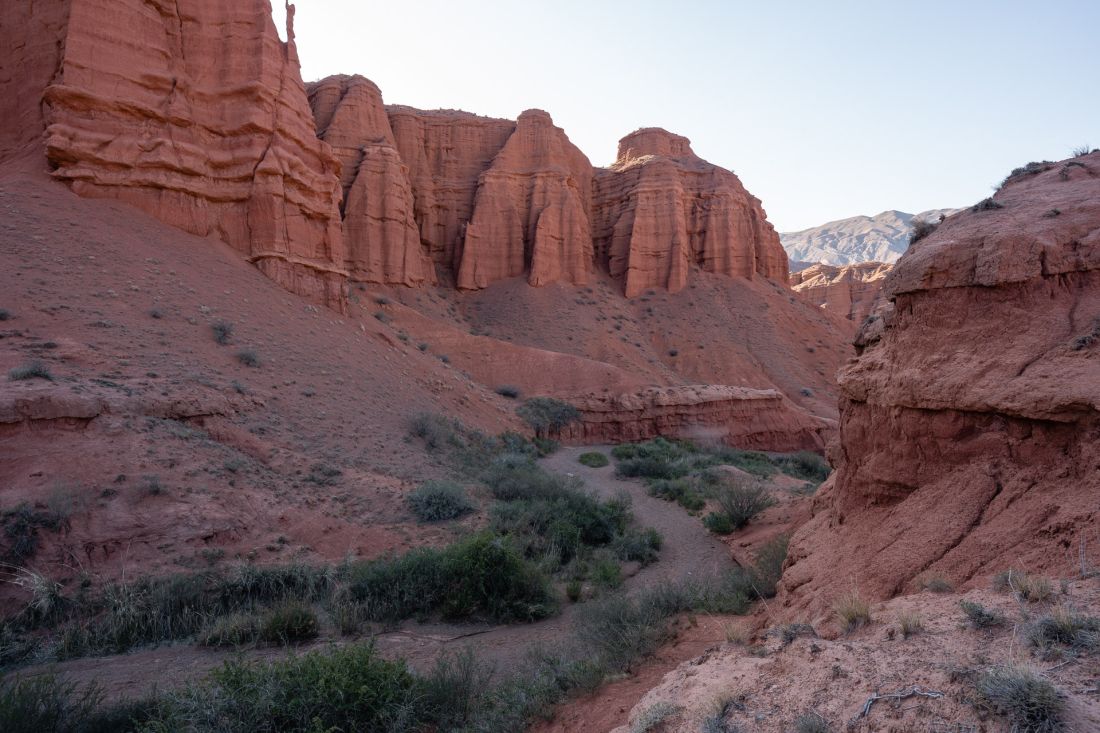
778, 152, 1100, 615
306, 75, 788, 295
1, 0, 349, 311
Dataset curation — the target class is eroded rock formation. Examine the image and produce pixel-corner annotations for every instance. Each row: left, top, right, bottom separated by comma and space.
308, 75, 432, 285
458, 110, 593, 289
779, 152, 1100, 615
790, 261, 892, 325
308, 81, 788, 295
592, 129, 788, 297
0, 0, 348, 310
558, 385, 829, 452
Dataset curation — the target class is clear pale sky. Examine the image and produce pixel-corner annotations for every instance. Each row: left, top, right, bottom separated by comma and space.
278, 1, 1099, 232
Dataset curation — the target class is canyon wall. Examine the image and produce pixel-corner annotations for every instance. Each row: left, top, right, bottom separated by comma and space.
558, 385, 828, 452
790, 261, 892, 325
307, 77, 788, 294
779, 153, 1100, 615
1, 0, 348, 310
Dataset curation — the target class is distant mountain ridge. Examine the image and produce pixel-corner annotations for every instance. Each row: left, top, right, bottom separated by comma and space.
780, 208, 961, 265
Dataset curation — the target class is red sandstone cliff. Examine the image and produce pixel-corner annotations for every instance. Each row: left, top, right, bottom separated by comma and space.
458, 110, 594, 289
778, 152, 1100, 615
790, 261, 892, 325
0, 0, 348, 310
592, 129, 788, 297
307, 75, 433, 286
307, 79, 788, 295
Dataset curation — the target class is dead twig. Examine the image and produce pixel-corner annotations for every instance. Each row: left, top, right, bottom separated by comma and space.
854, 686, 945, 720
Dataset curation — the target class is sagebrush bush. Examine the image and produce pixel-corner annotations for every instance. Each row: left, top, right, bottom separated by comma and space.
409, 412, 457, 451
972, 197, 1004, 212
909, 217, 938, 244
993, 569, 1053, 603
406, 480, 474, 522
960, 600, 1005, 629
8, 361, 52, 381
1028, 607, 1100, 650
577, 451, 609, 468
647, 477, 705, 511
495, 385, 520, 399
211, 321, 233, 345
919, 574, 953, 593
748, 534, 788, 598
976, 665, 1063, 733
712, 477, 776, 530
236, 349, 261, 368
793, 712, 831, 733
613, 527, 662, 566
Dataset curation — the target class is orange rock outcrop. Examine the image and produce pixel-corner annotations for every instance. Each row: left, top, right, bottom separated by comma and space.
0, 0, 349, 310
790, 261, 892, 325
779, 153, 1100, 614
558, 385, 829, 452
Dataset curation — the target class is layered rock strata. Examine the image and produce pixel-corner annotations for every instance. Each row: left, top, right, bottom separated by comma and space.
779, 152, 1100, 614
1, 0, 348, 309
557, 385, 829, 452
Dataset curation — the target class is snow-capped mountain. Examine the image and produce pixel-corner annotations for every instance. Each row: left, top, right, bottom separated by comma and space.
780, 208, 961, 266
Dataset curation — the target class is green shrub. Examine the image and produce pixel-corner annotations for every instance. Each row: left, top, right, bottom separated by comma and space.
706, 447, 777, 478
748, 534, 788, 598
909, 217, 939, 245
775, 451, 830, 483
613, 438, 702, 480
591, 554, 624, 590
516, 397, 580, 439
972, 197, 1004, 212
614, 527, 662, 566
919, 574, 954, 593
976, 665, 1063, 733
211, 321, 233, 344
703, 512, 735, 534
646, 477, 705, 510
578, 451, 609, 468
0, 674, 109, 733
406, 480, 474, 522
147, 643, 428, 732
258, 603, 318, 644
712, 477, 776, 530
8, 361, 53, 381
960, 600, 1005, 629
347, 532, 556, 623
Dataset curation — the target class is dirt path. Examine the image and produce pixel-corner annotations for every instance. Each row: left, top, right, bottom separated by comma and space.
11, 446, 734, 703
